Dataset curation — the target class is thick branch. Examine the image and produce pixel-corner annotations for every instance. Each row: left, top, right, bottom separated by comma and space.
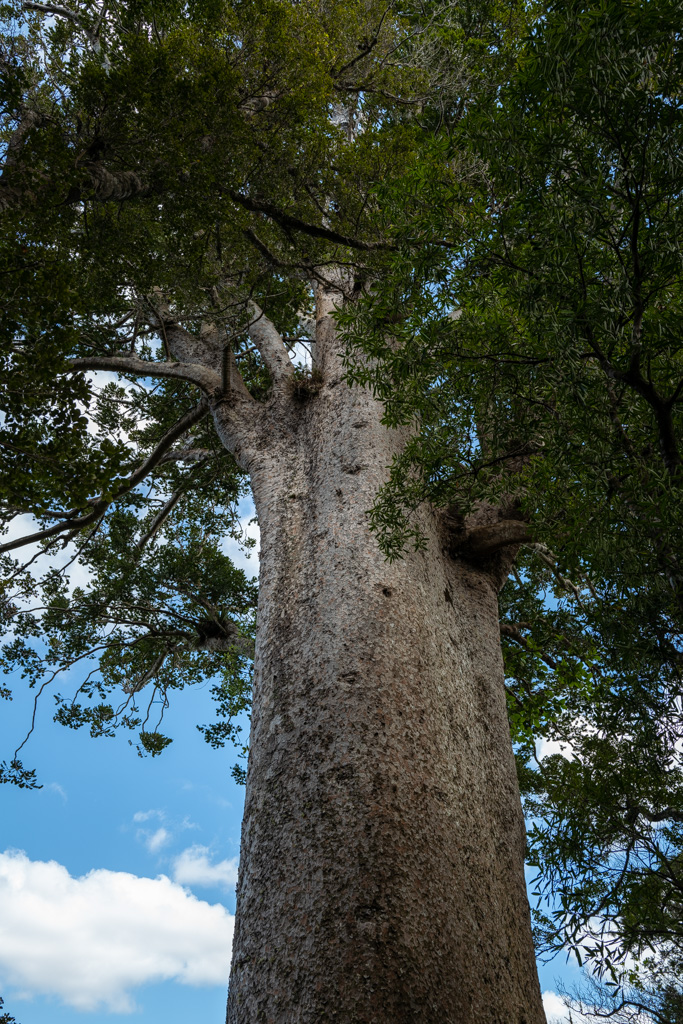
2, 108, 40, 171
23, 1, 102, 49
23, 1, 82, 23
619, 363, 681, 476
69, 354, 221, 393
146, 288, 223, 372
248, 302, 295, 384
0, 399, 209, 554
463, 520, 531, 558
625, 803, 683, 825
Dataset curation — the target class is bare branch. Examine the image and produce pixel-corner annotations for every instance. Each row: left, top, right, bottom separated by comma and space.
23, 1, 104, 51
136, 486, 188, 550
528, 542, 593, 607
23, 1, 82, 25
68, 354, 221, 393
227, 189, 392, 251
247, 302, 295, 385
122, 652, 169, 695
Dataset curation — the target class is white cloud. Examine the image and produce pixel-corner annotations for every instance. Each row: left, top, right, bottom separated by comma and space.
536, 718, 599, 762
132, 809, 163, 823
221, 498, 259, 579
537, 736, 575, 761
172, 846, 239, 892
131, 811, 172, 853
145, 827, 171, 854
0, 850, 233, 1013
543, 989, 570, 1022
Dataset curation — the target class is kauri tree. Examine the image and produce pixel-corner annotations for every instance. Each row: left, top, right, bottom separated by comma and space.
0, 1, 546, 1021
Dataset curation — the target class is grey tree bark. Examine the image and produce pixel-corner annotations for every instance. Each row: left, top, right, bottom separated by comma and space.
207, 280, 546, 1024
63, 269, 545, 1020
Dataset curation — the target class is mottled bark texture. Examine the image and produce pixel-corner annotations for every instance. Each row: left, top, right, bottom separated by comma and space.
207, 281, 545, 1024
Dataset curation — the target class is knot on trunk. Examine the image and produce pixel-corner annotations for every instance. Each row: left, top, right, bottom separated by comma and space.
442, 504, 530, 563
459, 520, 531, 559
442, 506, 531, 589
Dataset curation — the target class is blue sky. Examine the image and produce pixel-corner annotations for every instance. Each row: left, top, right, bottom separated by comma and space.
0, 500, 582, 1024
1, 647, 246, 1024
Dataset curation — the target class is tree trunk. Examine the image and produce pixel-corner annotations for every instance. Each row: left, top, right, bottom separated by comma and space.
223, 300, 545, 1023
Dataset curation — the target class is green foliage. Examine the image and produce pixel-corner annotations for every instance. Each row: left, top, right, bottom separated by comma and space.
0, 996, 18, 1024
197, 670, 252, 784
0, 402, 257, 765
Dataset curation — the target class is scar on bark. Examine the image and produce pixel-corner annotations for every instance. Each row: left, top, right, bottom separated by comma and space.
441, 506, 531, 563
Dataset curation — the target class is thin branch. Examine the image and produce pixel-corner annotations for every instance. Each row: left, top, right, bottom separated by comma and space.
136, 486, 187, 550
500, 621, 558, 671
227, 189, 391, 251
159, 447, 213, 464
528, 543, 594, 608
122, 652, 168, 695
0, 399, 209, 554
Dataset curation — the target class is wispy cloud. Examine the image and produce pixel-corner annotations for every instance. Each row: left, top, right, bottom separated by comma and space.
172, 846, 239, 892
0, 849, 233, 1013
132, 810, 172, 853
145, 827, 171, 854
133, 808, 163, 824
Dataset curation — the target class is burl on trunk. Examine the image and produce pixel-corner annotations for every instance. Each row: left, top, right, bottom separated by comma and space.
213, 281, 544, 1024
